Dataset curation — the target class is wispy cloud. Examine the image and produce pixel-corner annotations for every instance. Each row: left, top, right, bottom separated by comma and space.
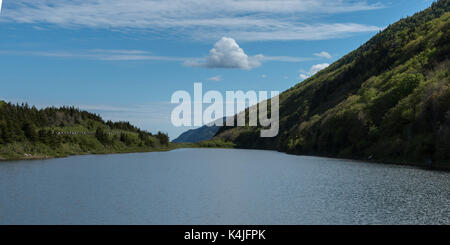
208, 75, 222, 81
2, 0, 384, 41
0, 49, 190, 61
299, 63, 330, 80
1, 47, 309, 66
314, 51, 332, 59
205, 23, 382, 41
0, 45, 310, 69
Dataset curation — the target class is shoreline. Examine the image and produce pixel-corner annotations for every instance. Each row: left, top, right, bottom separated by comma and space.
1, 144, 449, 172
0, 146, 177, 162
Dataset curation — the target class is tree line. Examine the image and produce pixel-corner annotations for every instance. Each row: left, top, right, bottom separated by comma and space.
0, 101, 169, 150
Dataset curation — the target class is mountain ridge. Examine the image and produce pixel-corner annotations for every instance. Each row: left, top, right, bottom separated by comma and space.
172, 125, 220, 143
215, 0, 450, 167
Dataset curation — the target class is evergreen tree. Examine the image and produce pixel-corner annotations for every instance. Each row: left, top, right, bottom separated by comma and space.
23, 122, 38, 142
38, 129, 50, 144
156, 131, 169, 146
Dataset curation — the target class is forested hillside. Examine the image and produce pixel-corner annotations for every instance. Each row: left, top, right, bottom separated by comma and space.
216, 0, 450, 167
0, 101, 169, 160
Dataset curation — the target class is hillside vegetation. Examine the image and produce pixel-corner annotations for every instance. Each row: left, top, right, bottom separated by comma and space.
0, 101, 170, 160
216, 0, 450, 168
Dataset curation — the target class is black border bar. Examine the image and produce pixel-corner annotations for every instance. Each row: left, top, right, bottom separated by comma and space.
0, 225, 448, 243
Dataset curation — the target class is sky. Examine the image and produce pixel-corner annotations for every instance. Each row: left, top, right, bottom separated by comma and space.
0, 0, 436, 139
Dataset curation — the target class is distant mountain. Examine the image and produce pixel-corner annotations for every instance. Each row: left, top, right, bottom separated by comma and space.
173, 125, 220, 143
216, 0, 450, 167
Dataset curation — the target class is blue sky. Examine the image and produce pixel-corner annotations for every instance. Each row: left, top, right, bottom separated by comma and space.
0, 0, 435, 139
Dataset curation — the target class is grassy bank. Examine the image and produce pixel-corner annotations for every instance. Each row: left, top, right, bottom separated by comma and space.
0, 140, 175, 161
2, 138, 449, 172
0, 139, 235, 161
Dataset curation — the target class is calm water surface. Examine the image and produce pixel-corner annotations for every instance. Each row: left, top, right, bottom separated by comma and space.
0, 149, 449, 224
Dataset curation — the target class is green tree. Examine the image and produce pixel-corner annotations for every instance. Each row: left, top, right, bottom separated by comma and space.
156, 131, 169, 146
95, 127, 109, 144
38, 129, 50, 144
0, 121, 5, 144
22, 122, 38, 142
120, 133, 133, 145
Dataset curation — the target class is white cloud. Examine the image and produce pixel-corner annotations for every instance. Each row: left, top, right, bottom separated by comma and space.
299, 74, 310, 80
208, 75, 222, 81
310, 63, 330, 74
299, 63, 330, 80
261, 74, 268, 78
186, 37, 263, 69
1, 0, 383, 41
314, 51, 332, 59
